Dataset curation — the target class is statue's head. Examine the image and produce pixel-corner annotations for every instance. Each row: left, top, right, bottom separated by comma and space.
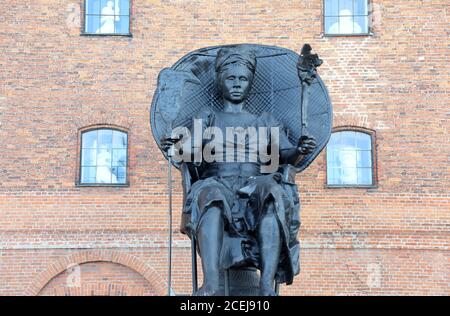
215, 47, 257, 104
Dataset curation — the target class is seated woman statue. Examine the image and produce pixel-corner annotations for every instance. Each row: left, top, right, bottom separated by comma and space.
162, 46, 316, 296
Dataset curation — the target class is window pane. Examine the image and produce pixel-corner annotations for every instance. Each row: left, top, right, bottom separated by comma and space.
326, 149, 334, 166
328, 132, 341, 148
82, 130, 97, 148
325, 16, 339, 34
81, 167, 97, 183
328, 168, 342, 185
111, 166, 124, 183
86, 0, 101, 14
342, 167, 358, 184
338, 15, 358, 34
327, 149, 342, 167
98, 15, 115, 34
354, 0, 368, 15
115, 15, 130, 34
94, 1, 115, 33
355, 132, 371, 150
324, 0, 339, 16
354, 15, 368, 33
100, 0, 111, 11
85, 15, 100, 34
112, 131, 127, 149
96, 166, 114, 183
119, 0, 130, 15
117, 167, 127, 183
339, 0, 354, 12
97, 148, 112, 167
340, 150, 357, 169
357, 168, 372, 185
112, 149, 127, 166
342, 131, 356, 148
357, 150, 372, 167
81, 149, 97, 166
114, 15, 130, 34
98, 130, 113, 149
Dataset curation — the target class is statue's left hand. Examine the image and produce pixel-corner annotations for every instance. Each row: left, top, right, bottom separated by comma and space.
297, 136, 317, 155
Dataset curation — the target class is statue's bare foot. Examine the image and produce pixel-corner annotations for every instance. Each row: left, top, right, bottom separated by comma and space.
259, 286, 278, 296
193, 285, 223, 296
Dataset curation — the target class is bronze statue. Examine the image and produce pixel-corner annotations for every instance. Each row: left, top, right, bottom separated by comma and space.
150, 44, 332, 296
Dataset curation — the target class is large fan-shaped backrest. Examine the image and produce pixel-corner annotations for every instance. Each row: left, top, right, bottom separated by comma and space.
150, 44, 332, 172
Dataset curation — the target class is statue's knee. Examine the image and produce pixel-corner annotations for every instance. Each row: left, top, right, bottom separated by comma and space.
198, 204, 222, 231
205, 204, 222, 217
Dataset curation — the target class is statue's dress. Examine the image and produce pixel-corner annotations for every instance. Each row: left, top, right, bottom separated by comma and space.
180, 109, 301, 284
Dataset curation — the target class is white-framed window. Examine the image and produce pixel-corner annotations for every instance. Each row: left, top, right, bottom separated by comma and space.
79, 129, 128, 185
326, 130, 375, 186
324, 0, 370, 35
84, 0, 130, 35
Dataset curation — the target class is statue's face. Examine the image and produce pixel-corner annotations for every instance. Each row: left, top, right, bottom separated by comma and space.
218, 63, 254, 104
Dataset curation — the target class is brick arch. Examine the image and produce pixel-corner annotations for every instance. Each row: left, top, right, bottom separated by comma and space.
24, 250, 167, 296
332, 125, 376, 136
70, 111, 135, 132
333, 112, 374, 130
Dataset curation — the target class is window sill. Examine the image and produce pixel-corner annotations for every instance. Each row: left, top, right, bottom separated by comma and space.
321, 32, 374, 38
326, 184, 378, 189
76, 183, 130, 187
80, 32, 132, 37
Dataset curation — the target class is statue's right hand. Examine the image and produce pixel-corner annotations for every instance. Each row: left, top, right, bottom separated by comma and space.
297, 135, 317, 155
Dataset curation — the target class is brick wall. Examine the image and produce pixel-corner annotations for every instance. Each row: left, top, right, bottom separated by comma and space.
0, 0, 448, 295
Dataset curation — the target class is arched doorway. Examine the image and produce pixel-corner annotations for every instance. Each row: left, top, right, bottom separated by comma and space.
25, 250, 167, 296
39, 261, 156, 296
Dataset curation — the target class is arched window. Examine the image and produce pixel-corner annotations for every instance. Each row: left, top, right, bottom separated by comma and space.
79, 128, 128, 185
326, 129, 375, 186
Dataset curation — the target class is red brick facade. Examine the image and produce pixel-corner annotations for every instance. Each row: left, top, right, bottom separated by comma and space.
0, 0, 448, 295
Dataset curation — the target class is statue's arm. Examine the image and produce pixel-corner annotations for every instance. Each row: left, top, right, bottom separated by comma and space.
280, 147, 304, 165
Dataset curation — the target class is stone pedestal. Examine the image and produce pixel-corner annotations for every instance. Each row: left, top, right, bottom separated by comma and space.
218, 267, 260, 296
